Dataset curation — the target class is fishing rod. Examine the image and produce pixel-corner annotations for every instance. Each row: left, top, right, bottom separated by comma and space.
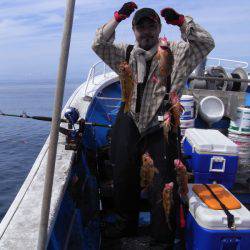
0, 110, 67, 123
0, 110, 112, 128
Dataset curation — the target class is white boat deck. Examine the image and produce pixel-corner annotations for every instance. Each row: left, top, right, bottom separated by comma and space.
0, 136, 74, 249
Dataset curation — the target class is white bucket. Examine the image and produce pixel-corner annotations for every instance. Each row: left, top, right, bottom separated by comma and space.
228, 133, 250, 149
199, 96, 224, 124
239, 159, 250, 166
180, 95, 194, 120
180, 119, 195, 129
228, 129, 250, 167
235, 144, 250, 154
239, 151, 250, 158
228, 132, 250, 143
238, 164, 250, 173
180, 119, 195, 138
238, 153, 250, 166
229, 106, 250, 134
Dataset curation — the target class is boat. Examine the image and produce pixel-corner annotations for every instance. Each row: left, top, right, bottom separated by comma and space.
0, 57, 250, 249
1, 2, 250, 249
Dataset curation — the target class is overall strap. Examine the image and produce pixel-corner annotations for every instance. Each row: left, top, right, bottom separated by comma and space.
126, 45, 134, 63
166, 75, 171, 94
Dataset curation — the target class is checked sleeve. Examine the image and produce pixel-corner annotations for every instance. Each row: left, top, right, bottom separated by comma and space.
92, 24, 129, 74
169, 16, 215, 94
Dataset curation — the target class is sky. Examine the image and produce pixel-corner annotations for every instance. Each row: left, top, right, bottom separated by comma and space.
0, 0, 250, 82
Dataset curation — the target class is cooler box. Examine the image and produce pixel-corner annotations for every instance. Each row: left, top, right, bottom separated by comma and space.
183, 128, 238, 189
186, 184, 250, 250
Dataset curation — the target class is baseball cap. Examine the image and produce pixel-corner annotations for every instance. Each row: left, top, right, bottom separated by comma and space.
132, 8, 161, 26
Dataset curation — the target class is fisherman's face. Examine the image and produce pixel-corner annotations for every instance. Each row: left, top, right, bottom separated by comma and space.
133, 18, 161, 51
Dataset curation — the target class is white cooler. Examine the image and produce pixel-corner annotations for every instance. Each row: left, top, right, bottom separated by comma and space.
183, 128, 239, 189
186, 184, 250, 250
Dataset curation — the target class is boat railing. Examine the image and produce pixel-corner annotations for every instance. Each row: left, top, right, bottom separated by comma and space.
206, 57, 248, 70
84, 57, 249, 97
84, 61, 115, 97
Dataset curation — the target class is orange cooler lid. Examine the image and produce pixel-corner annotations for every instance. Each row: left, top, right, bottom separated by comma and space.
192, 184, 241, 210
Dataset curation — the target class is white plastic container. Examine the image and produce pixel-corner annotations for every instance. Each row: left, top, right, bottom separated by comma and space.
228, 130, 250, 167
180, 118, 195, 142
229, 106, 250, 134
199, 96, 224, 124
180, 95, 194, 120
228, 132, 250, 143
180, 119, 195, 129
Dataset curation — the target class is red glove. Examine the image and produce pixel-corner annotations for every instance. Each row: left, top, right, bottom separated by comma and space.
114, 2, 138, 22
160, 7, 184, 26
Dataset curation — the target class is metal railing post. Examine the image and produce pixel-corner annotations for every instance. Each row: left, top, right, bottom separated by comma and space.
92, 67, 95, 84
104, 63, 107, 77
37, 0, 76, 249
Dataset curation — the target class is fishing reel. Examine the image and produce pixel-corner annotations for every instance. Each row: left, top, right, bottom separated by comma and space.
65, 107, 79, 127
60, 107, 84, 151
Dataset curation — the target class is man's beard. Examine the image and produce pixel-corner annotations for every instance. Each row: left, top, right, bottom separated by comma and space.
139, 37, 157, 50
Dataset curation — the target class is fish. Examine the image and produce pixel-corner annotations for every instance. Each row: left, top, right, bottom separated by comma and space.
157, 39, 183, 135
162, 182, 174, 231
140, 152, 159, 189
169, 91, 184, 132
162, 112, 171, 142
118, 61, 134, 113
157, 37, 174, 81
174, 159, 189, 199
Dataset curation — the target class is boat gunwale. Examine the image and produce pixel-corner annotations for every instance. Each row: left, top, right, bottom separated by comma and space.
0, 72, 120, 248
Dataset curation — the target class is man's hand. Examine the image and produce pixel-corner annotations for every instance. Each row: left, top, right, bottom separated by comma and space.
160, 8, 184, 27
114, 2, 138, 23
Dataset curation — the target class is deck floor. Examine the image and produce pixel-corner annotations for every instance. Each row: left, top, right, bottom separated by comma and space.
101, 231, 184, 250
100, 217, 185, 250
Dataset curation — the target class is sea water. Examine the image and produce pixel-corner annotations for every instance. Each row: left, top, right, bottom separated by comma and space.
0, 80, 80, 221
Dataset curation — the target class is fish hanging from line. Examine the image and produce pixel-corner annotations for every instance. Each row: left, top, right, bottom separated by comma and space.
157, 37, 174, 82
140, 152, 159, 190
157, 39, 184, 137
162, 182, 174, 231
119, 61, 134, 113
169, 91, 184, 132
161, 93, 184, 143
162, 112, 171, 142
174, 159, 189, 200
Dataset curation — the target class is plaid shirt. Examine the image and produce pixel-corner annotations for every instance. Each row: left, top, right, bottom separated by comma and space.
92, 16, 215, 132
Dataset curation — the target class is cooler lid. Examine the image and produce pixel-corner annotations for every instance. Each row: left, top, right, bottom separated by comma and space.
185, 128, 238, 155
188, 184, 250, 230
192, 184, 241, 210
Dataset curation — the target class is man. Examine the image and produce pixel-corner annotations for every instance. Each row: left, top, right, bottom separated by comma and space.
92, 2, 214, 248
